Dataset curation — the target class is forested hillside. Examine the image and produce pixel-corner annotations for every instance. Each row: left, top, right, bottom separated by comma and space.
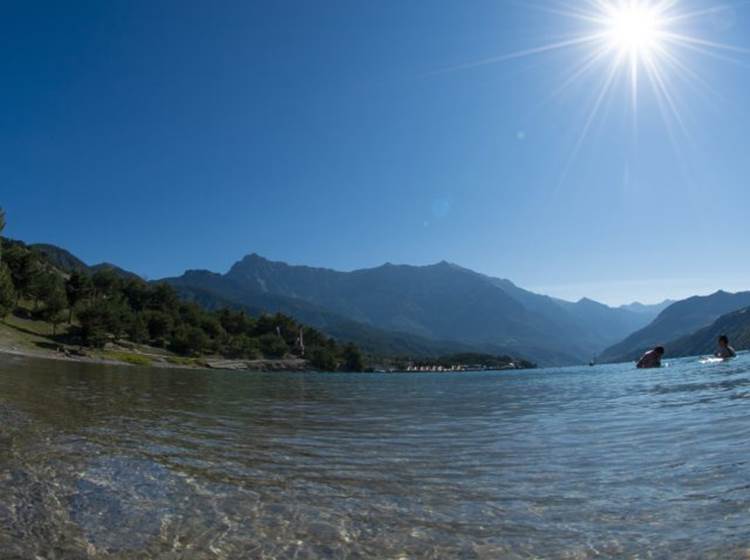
0, 212, 364, 371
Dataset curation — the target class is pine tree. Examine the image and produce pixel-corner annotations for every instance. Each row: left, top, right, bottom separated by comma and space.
0, 207, 5, 264
65, 271, 93, 323
0, 264, 15, 319
40, 284, 68, 336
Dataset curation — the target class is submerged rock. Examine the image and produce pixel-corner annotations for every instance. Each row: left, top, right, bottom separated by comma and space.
69, 456, 186, 553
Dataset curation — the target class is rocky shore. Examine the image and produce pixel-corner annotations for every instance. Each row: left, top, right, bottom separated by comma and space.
0, 321, 315, 373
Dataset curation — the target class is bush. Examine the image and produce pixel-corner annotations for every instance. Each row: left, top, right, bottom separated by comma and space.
341, 343, 365, 372
224, 334, 261, 359
171, 325, 209, 356
127, 314, 150, 344
218, 309, 254, 336
259, 333, 288, 359
77, 306, 110, 348
200, 316, 225, 339
144, 310, 174, 341
76, 298, 131, 346
309, 347, 337, 371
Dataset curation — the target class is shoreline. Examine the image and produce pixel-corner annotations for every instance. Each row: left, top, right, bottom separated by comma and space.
0, 341, 212, 369
0, 321, 532, 375
0, 339, 312, 373
0, 344, 532, 376
0, 313, 313, 373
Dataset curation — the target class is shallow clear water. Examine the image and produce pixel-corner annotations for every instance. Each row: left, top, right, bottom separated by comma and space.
1, 354, 749, 559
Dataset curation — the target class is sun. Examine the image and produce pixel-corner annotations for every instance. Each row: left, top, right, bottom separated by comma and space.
433, 0, 747, 166
604, 4, 664, 56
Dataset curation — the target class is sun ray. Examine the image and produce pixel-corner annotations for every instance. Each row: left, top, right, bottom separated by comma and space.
663, 5, 741, 25
427, 0, 748, 170
518, 1, 608, 24
557, 50, 625, 188
662, 32, 749, 53
644, 52, 689, 137
550, 45, 615, 99
428, 34, 607, 76
655, 44, 722, 100
662, 36, 750, 67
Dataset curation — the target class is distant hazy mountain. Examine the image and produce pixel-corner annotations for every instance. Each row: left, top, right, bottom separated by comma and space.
666, 307, 750, 358
600, 290, 750, 363
619, 300, 674, 315
555, 297, 660, 350
31, 243, 141, 280
478, 278, 661, 351
164, 254, 660, 365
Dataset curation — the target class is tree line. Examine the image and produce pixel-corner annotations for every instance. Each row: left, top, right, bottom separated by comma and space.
0, 210, 364, 371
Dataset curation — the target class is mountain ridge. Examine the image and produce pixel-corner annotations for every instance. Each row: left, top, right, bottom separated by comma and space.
15, 244, 682, 366
31, 243, 141, 281
165, 253, 663, 365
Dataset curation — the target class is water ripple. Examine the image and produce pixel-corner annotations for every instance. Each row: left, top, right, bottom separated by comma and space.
0, 355, 749, 558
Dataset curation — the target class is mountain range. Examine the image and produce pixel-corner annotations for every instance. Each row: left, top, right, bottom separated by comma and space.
28, 243, 750, 366
163, 254, 668, 365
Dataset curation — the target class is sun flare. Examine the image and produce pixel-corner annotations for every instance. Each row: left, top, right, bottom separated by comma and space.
439, 0, 746, 156
604, 4, 664, 56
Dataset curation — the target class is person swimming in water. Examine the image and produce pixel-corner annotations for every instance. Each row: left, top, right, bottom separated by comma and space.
715, 335, 736, 360
637, 346, 665, 369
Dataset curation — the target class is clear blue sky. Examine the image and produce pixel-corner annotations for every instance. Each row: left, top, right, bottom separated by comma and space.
2, 1, 748, 305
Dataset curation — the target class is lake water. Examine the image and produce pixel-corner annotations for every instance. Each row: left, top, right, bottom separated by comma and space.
0, 354, 749, 559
